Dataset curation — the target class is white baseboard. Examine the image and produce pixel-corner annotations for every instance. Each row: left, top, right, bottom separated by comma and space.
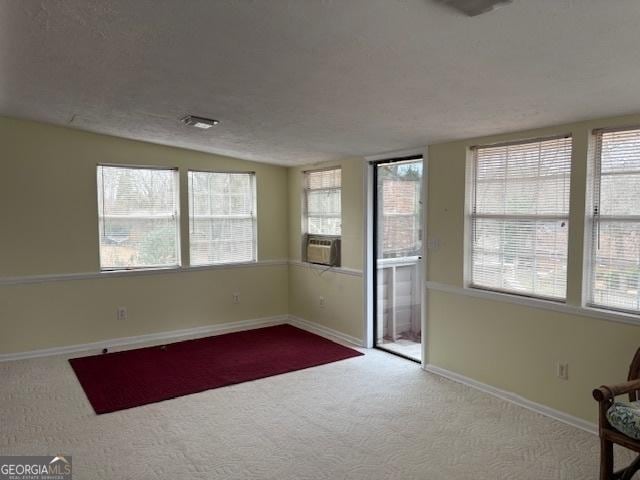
424, 364, 596, 435
0, 315, 288, 362
287, 315, 364, 347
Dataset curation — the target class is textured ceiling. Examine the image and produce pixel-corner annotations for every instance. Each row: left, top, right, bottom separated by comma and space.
2, 1, 640, 166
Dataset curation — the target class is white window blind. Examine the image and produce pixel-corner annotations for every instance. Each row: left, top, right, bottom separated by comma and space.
97, 165, 180, 270
589, 127, 640, 313
188, 171, 256, 265
304, 167, 341, 236
470, 136, 572, 300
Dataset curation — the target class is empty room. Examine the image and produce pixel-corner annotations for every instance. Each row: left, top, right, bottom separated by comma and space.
2, 1, 640, 479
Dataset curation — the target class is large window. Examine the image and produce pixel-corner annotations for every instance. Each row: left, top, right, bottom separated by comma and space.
188, 171, 256, 265
469, 136, 572, 300
97, 165, 180, 270
589, 127, 640, 313
304, 167, 341, 236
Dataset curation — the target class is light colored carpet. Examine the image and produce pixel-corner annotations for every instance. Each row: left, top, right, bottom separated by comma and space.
0, 345, 634, 479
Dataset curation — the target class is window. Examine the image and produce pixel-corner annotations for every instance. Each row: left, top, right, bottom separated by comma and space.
589, 127, 640, 314
304, 167, 341, 236
97, 165, 180, 270
188, 171, 256, 265
377, 159, 423, 259
469, 136, 572, 300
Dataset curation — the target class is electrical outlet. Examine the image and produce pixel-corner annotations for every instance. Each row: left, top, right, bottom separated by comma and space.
232, 292, 240, 304
319, 296, 325, 308
117, 307, 128, 321
557, 362, 569, 380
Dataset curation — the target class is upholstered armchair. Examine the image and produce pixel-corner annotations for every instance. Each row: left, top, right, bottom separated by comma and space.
593, 348, 640, 480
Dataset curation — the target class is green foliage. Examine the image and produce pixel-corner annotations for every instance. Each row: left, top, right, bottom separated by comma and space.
138, 225, 176, 266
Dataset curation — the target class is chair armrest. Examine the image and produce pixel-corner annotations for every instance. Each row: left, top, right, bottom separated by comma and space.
593, 379, 640, 403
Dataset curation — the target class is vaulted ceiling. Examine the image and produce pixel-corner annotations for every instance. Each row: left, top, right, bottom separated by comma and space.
2, 0, 640, 165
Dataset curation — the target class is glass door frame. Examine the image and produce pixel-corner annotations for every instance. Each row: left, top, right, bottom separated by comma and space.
370, 154, 425, 364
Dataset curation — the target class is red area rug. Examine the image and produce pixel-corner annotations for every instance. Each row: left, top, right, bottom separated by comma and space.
69, 324, 363, 414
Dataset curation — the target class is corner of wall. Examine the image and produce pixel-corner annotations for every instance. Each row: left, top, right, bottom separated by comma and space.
284, 157, 366, 342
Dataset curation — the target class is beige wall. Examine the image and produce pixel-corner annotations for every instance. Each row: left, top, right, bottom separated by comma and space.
287, 158, 365, 341
426, 113, 640, 422
288, 267, 363, 341
0, 117, 289, 353
1, 267, 288, 354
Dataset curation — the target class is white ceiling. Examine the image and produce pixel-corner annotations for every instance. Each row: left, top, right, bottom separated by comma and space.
2, 1, 640, 166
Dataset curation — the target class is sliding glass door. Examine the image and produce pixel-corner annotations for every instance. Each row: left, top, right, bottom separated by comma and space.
373, 157, 423, 362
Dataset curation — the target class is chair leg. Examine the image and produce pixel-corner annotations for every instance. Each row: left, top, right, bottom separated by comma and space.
600, 438, 614, 480
619, 454, 640, 480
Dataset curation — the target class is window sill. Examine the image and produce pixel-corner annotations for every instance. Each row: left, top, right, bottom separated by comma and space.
101, 266, 180, 274
102, 260, 267, 274
425, 281, 640, 327
580, 305, 640, 326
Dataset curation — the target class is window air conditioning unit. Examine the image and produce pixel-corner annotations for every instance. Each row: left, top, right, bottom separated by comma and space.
306, 235, 341, 267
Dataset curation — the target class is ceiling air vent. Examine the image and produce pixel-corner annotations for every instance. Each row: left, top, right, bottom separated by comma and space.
433, 0, 513, 16
181, 115, 220, 130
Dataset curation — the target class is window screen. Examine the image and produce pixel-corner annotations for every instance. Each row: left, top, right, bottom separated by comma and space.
304, 168, 341, 236
188, 171, 256, 265
589, 127, 640, 313
97, 165, 180, 270
470, 136, 572, 300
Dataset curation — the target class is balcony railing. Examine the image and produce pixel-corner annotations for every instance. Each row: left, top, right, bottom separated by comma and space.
376, 255, 422, 342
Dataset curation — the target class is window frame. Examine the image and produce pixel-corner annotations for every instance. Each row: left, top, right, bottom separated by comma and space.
585, 125, 640, 315
96, 163, 181, 272
465, 134, 573, 302
187, 169, 258, 266
303, 166, 342, 238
